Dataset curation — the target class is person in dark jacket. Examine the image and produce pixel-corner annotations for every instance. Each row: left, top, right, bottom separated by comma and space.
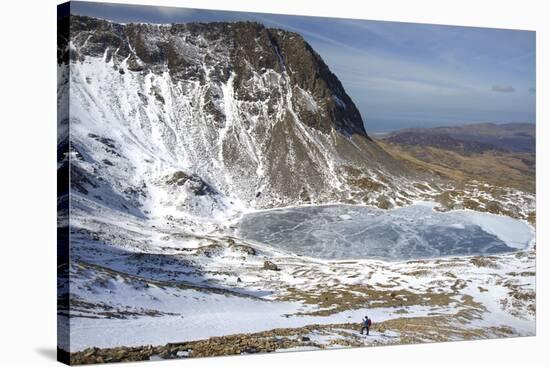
360, 315, 372, 335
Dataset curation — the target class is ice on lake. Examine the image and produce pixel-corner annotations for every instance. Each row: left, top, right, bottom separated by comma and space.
238, 203, 533, 261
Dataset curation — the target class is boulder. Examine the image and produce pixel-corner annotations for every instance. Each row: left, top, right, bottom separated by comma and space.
263, 260, 280, 271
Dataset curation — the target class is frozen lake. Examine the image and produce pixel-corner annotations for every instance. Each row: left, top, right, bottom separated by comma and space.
238, 203, 533, 261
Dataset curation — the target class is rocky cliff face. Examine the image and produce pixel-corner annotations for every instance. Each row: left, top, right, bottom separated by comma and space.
67, 17, 367, 136
60, 16, 412, 223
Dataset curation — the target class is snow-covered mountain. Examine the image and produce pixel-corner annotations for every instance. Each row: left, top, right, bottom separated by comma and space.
60, 16, 420, 226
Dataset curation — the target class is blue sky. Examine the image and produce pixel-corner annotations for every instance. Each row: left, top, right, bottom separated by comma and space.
71, 1, 536, 132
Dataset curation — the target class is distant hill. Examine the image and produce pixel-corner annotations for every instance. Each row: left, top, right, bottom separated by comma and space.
379, 123, 535, 192
384, 123, 535, 153
383, 131, 506, 155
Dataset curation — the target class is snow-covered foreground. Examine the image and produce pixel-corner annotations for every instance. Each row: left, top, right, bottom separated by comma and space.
63, 261, 438, 351
61, 205, 536, 354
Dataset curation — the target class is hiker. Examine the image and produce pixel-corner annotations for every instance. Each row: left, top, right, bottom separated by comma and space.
360, 315, 372, 335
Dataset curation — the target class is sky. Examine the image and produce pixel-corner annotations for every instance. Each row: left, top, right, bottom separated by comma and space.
70, 1, 536, 133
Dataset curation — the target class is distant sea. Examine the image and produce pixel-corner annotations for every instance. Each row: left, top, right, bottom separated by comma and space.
364, 116, 534, 135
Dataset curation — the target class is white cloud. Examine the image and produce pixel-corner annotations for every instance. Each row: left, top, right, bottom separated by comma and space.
156, 6, 197, 20
491, 84, 515, 93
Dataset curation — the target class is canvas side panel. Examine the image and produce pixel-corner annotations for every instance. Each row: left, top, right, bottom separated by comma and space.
57, 2, 71, 365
